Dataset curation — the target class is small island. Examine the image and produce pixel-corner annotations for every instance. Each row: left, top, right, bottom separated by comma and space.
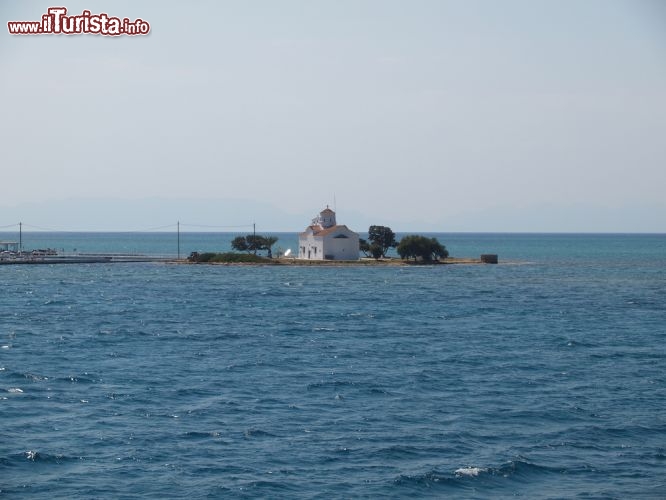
187, 207, 498, 266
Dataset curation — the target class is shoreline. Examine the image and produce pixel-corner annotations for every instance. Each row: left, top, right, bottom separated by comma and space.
0, 254, 497, 266
180, 256, 494, 266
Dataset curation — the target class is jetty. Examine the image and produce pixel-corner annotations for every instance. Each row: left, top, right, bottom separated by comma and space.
0, 251, 174, 265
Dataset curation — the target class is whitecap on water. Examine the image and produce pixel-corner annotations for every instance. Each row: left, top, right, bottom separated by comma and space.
455, 467, 485, 477
7, 388, 23, 393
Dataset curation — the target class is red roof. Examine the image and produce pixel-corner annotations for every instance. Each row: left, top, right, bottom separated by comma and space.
299, 224, 356, 238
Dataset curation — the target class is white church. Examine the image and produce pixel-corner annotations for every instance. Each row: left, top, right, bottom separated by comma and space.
298, 207, 360, 260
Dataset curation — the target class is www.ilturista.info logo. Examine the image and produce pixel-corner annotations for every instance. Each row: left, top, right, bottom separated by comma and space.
7, 7, 150, 36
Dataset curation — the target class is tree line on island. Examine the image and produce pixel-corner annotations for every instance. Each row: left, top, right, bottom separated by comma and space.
188, 226, 448, 263
360, 225, 449, 262
188, 235, 280, 263
230, 235, 278, 257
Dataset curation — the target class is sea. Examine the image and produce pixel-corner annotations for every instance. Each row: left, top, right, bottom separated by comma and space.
1, 232, 664, 498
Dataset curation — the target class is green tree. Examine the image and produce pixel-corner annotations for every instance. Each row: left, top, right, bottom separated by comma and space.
359, 238, 371, 257
232, 234, 279, 256
429, 237, 448, 261
231, 236, 250, 253
396, 235, 449, 262
369, 243, 384, 260
360, 237, 385, 260
262, 236, 278, 258
245, 234, 264, 255
368, 225, 397, 258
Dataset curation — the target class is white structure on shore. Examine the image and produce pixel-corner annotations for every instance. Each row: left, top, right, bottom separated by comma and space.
298, 207, 360, 260
0, 241, 19, 253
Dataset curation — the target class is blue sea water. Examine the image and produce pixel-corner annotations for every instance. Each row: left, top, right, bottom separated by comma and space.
1, 233, 665, 498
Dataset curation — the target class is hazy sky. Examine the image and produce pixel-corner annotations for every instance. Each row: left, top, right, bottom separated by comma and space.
1, 0, 665, 231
